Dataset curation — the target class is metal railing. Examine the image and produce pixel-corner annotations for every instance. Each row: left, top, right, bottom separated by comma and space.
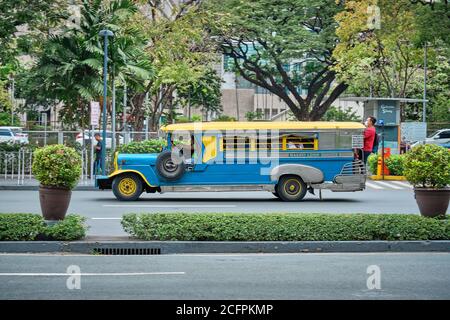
0, 130, 161, 185
0, 149, 34, 185
0, 148, 115, 185
14, 130, 159, 148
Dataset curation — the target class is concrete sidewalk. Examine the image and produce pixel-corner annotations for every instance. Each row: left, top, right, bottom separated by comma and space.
0, 178, 96, 190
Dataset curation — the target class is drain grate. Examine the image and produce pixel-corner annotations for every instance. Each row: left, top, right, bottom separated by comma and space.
92, 247, 162, 255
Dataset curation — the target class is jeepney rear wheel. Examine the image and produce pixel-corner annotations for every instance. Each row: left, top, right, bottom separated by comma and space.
276, 175, 307, 202
112, 173, 143, 201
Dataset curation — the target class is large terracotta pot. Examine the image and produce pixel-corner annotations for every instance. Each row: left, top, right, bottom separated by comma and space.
414, 188, 450, 218
39, 186, 72, 221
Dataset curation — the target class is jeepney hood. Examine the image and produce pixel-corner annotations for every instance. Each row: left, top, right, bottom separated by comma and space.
117, 153, 159, 166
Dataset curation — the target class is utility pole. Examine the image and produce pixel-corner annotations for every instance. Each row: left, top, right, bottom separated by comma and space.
112, 68, 116, 151
99, 29, 114, 175
235, 75, 240, 121
423, 43, 428, 123
123, 82, 128, 143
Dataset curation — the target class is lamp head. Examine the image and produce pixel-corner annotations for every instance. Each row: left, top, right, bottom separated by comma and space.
99, 30, 114, 37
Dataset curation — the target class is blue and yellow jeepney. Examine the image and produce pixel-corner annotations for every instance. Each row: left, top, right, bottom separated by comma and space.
96, 121, 367, 201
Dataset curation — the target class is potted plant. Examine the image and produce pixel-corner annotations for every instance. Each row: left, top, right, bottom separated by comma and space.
404, 144, 450, 217
32, 144, 82, 222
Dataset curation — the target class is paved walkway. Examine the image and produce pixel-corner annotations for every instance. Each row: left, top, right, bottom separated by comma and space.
0, 178, 96, 190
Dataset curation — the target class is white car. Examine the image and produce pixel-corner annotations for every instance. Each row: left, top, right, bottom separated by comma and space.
0, 126, 29, 144
76, 131, 124, 149
411, 129, 450, 149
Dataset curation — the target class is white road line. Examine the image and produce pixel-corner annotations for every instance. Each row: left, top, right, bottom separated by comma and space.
390, 181, 413, 188
373, 181, 404, 190
102, 205, 237, 208
0, 272, 185, 276
365, 181, 385, 190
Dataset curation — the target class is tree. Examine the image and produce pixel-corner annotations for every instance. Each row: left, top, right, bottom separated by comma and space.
127, 2, 218, 131
19, 0, 151, 128
175, 68, 223, 120
426, 45, 450, 122
321, 106, 362, 122
245, 110, 263, 121
333, 0, 449, 121
0, 0, 67, 64
205, 0, 347, 121
334, 0, 424, 99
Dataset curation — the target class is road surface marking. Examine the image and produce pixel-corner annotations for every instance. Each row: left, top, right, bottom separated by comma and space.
365, 182, 384, 190
390, 181, 413, 188
102, 205, 237, 208
373, 181, 403, 190
0, 272, 185, 276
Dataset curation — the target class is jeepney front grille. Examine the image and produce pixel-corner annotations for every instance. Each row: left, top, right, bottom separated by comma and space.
92, 247, 162, 255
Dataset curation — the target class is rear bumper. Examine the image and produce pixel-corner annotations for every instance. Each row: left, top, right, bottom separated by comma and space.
95, 175, 112, 189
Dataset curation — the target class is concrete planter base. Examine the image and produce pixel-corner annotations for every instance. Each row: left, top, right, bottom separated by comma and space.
370, 175, 406, 181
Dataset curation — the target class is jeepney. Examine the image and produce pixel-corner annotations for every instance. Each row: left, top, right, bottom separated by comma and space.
96, 121, 367, 201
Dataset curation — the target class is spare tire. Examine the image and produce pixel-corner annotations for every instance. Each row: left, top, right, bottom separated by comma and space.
155, 150, 185, 181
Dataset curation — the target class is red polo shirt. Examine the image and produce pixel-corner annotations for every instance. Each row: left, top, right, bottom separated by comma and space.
363, 126, 376, 152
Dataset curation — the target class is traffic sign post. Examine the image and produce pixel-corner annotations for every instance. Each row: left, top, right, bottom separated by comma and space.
90, 101, 100, 179
379, 119, 385, 180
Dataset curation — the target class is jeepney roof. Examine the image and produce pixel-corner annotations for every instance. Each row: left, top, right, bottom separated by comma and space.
161, 121, 365, 132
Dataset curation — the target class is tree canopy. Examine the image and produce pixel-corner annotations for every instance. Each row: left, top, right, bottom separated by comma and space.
205, 0, 348, 121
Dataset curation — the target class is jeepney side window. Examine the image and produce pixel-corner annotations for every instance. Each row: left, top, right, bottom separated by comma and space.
318, 132, 336, 150
255, 134, 282, 150
336, 131, 353, 149
283, 133, 317, 150
222, 136, 250, 150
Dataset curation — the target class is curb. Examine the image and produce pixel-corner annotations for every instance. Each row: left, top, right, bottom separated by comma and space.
370, 175, 407, 181
1, 240, 449, 254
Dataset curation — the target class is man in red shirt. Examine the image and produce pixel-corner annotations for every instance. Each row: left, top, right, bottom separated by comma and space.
356, 116, 377, 165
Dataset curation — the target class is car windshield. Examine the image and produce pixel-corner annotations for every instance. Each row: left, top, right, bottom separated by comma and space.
427, 130, 440, 138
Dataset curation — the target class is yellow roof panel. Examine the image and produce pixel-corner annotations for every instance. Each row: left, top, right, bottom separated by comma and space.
161, 121, 365, 132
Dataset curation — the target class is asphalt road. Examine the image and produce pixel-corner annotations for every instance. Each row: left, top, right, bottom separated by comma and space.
0, 252, 449, 300
0, 181, 440, 236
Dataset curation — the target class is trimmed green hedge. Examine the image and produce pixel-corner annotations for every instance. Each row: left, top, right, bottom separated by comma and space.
122, 213, 450, 241
0, 214, 88, 241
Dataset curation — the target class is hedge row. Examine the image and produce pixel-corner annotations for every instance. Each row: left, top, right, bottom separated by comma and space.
122, 213, 450, 241
0, 214, 88, 241
367, 154, 406, 176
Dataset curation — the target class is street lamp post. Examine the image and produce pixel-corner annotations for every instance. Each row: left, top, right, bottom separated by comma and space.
99, 29, 114, 175
423, 43, 428, 123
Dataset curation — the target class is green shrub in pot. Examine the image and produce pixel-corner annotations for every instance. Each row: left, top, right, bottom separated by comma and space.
33, 144, 82, 189
404, 144, 450, 189
403, 144, 450, 217
32, 145, 82, 221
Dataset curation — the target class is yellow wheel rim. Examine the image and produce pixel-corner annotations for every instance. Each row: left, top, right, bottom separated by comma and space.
284, 178, 301, 196
118, 177, 137, 196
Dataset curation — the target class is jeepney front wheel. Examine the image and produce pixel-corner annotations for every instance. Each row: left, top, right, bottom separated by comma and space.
276, 175, 307, 202
112, 173, 143, 201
